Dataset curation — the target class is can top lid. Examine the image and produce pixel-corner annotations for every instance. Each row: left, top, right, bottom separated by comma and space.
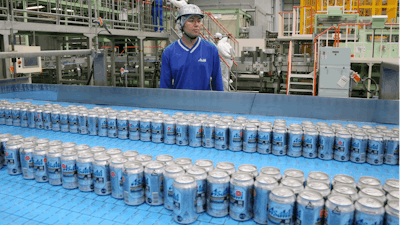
175, 175, 196, 184
385, 179, 399, 188
111, 157, 128, 164
216, 162, 235, 170
387, 200, 400, 211
334, 174, 355, 184
195, 159, 213, 167
36, 139, 49, 144
155, 155, 173, 162
307, 182, 329, 190
208, 169, 228, 178
23, 136, 38, 142
62, 150, 77, 157
271, 187, 294, 197
122, 151, 139, 157
174, 158, 192, 165
48, 147, 63, 153
328, 195, 353, 206
334, 185, 357, 195
187, 167, 206, 176
232, 172, 253, 181
238, 164, 257, 173
359, 176, 381, 186
261, 167, 281, 175
256, 175, 278, 184
135, 155, 153, 162
0, 133, 13, 141
164, 117, 176, 123
48, 140, 62, 146
61, 142, 76, 148
299, 190, 323, 201
284, 169, 304, 178
321, 129, 334, 135
35, 146, 49, 151
165, 165, 184, 173
94, 154, 111, 161
124, 161, 142, 169
5, 140, 22, 146
309, 171, 329, 180
360, 187, 384, 197
357, 197, 383, 208
90, 146, 106, 152
22, 143, 36, 149
244, 124, 257, 129
75, 145, 90, 151
389, 190, 399, 199
281, 178, 302, 187
10, 135, 24, 140
370, 133, 384, 138
105, 148, 122, 155
146, 161, 164, 169
78, 152, 94, 158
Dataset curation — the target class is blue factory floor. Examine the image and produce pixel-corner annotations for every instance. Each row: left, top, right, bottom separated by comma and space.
0, 98, 398, 225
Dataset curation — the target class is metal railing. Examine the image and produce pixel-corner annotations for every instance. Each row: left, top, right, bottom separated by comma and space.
316, 0, 359, 14
278, 11, 294, 36
0, 0, 8, 20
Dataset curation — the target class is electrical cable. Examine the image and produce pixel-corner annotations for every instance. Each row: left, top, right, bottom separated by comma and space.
361, 77, 379, 96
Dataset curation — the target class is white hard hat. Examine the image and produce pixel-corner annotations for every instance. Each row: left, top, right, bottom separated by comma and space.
176, 4, 203, 22
215, 33, 222, 39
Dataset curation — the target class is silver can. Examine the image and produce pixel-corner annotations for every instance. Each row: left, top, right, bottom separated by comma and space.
69, 112, 79, 133
243, 124, 257, 153
253, 175, 278, 224
110, 157, 129, 199
334, 131, 352, 161
47, 147, 63, 185
383, 179, 399, 194
215, 162, 236, 176
332, 185, 359, 202
62, 142, 76, 151
202, 121, 215, 148
229, 172, 254, 221
229, 124, 243, 151
387, 190, 399, 202
105, 148, 122, 159
173, 158, 193, 171
98, 114, 108, 137
189, 120, 202, 148
140, 117, 152, 142
280, 178, 304, 195
128, 115, 140, 140
173, 175, 198, 224
23, 136, 38, 144
33, 145, 49, 182
367, 133, 384, 165
325, 195, 355, 225
87, 112, 98, 136
385, 200, 399, 225
318, 129, 335, 160
75, 145, 91, 155
384, 133, 399, 165
93, 154, 112, 195
307, 171, 330, 186
206, 170, 230, 217
123, 161, 144, 205
272, 126, 288, 155
267, 187, 296, 224
358, 188, 386, 204
156, 154, 174, 165
215, 122, 229, 150
176, 119, 189, 146
260, 167, 282, 181
122, 150, 139, 161
187, 167, 208, 213
163, 165, 185, 210
61, 150, 78, 189
36, 138, 50, 147
5, 140, 23, 175
77, 152, 94, 192
135, 155, 153, 167
354, 197, 385, 225
351, 132, 368, 163
164, 118, 176, 145
35, 109, 44, 129
332, 174, 356, 188
21, 143, 36, 179
59, 111, 69, 132
144, 161, 165, 205
238, 164, 258, 178
78, 111, 88, 134
305, 182, 331, 199
287, 127, 303, 157
0, 133, 12, 167
283, 169, 305, 184
9, 135, 24, 142
356, 176, 382, 190
90, 146, 106, 157
151, 117, 164, 143
295, 190, 324, 225
117, 115, 129, 139
194, 159, 214, 172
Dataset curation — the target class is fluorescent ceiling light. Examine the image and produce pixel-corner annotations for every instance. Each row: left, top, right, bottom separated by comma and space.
26, 6, 44, 10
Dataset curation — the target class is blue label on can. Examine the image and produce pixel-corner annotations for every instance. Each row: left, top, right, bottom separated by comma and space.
128, 120, 139, 140
164, 124, 176, 145
173, 186, 197, 224
144, 172, 163, 205
334, 137, 351, 161
229, 129, 243, 151
196, 179, 207, 213
296, 202, 324, 225
98, 117, 108, 137
69, 115, 79, 133
386, 213, 400, 225
367, 140, 384, 165
164, 176, 176, 210
384, 139, 399, 165
47, 156, 62, 185
207, 182, 229, 217
176, 124, 188, 146
21, 152, 35, 179
215, 127, 228, 150
151, 122, 164, 143
325, 206, 354, 225
202, 126, 214, 148
140, 121, 151, 142
253, 186, 271, 224
42, 112, 51, 130
87, 116, 98, 136
51, 113, 60, 131
20, 111, 28, 127
189, 125, 202, 147
61, 160, 78, 189
77, 162, 93, 191
123, 172, 144, 205
78, 115, 87, 134
288, 133, 303, 157
0, 108, 5, 125
268, 200, 294, 224
12, 109, 21, 126
60, 114, 69, 132
5, 109, 13, 125
35, 112, 43, 129
350, 138, 367, 163
354, 210, 383, 225
108, 118, 118, 138
303, 134, 318, 158
243, 130, 257, 153
28, 111, 35, 128
318, 135, 334, 160
93, 164, 111, 195
110, 167, 124, 199
258, 131, 272, 154
229, 184, 252, 221
34, 155, 48, 182
272, 132, 287, 155
5, 148, 21, 175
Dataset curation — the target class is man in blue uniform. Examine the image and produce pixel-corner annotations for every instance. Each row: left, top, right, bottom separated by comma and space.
152, 0, 163, 32
159, 4, 224, 91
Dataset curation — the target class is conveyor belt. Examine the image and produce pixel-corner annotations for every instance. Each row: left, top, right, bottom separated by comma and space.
0, 98, 398, 225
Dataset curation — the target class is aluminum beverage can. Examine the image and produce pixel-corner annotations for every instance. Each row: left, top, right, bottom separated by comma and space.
77, 152, 94, 192
305, 182, 331, 199
228, 124, 242, 151
122, 150, 139, 161
215, 122, 228, 150
210, 114, 222, 120
173, 158, 193, 171
0, 105, 5, 125
123, 161, 144, 205
35, 109, 44, 129
229, 172, 254, 221
324, 195, 355, 225
242, 124, 257, 153
303, 128, 318, 158
144, 161, 165, 205
384, 133, 399, 165
272, 126, 287, 155
307, 171, 330, 186
36, 139, 49, 147
90, 146, 106, 157
163, 165, 185, 210
356, 176, 382, 191
23, 136, 38, 144
238, 164, 258, 178
96, 114, 107, 137
163, 118, 176, 145
62, 142, 76, 151
215, 162, 236, 176
61, 150, 78, 189
5, 140, 22, 175
332, 174, 356, 188
187, 167, 207, 213
117, 115, 129, 139
105, 148, 122, 159
253, 175, 278, 224
151, 117, 164, 143
12, 107, 21, 126
283, 169, 305, 185
93, 154, 112, 195
20, 108, 28, 127
41, 110, 51, 130
128, 116, 140, 140
258, 125, 272, 154
60, 111, 69, 132
383, 179, 399, 194
295, 190, 324, 225
140, 117, 152, 142
21, 143, 35, 179
358, 187, 386, 204
367, 133, 384, 165
387, 190, 399, 202
385, 200, 399, 225
110, 157, 129, 199
78, 111, 88, 134
260, 167, 282, 181
334, 131, 351, 161
134, 155, 153, 167
47, 147, 63, 185
173, 175, 198, 224
75, 145, 90, 155
155, 154, 173, 165
33, 146, 49, 182
27, 108, 36, 128
194, 159, 214, 173
202, 121, 215, 148
280, 178, 304, 195
87, 113, 98, 136
267, 187, 295, 224
106, 114, 117, 138
332, 185, 359, 202
354, 197, 384, 225
350, 132, 368, 163
206, 170, 230, 217
287, 127, 303, 157
188, 120, 202, 147
5, 106, 13, 125
318, 129, 335, 160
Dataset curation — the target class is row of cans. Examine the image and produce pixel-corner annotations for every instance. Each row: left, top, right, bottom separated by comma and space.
1, 101, 399, 166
